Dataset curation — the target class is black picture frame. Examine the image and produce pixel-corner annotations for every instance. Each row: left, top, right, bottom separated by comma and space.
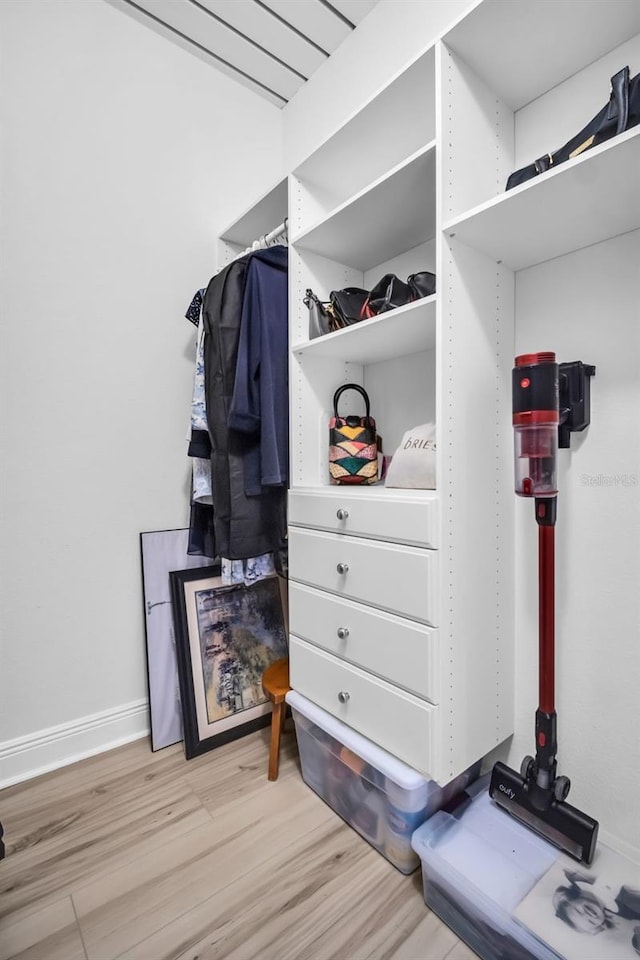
139, 528, 213, 751
170, 566, 288, 760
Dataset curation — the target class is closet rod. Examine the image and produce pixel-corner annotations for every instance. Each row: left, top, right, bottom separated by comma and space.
233, 217, 288, 261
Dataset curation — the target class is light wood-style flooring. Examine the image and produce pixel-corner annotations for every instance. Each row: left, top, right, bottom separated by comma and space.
0, 725, 478, 960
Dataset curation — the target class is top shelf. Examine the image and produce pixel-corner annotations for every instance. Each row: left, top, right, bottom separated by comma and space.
293, 143, 436, 271
293, 48, 435, 207
219, 179, 287, 248
443, 0, 640, 111
443, 128, 640, 271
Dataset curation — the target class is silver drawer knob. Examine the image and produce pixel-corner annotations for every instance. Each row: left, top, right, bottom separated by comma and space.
336, 562, 349, 575
338, 691, 350, 704
337, 627, 350, 640
336, 508, 349, 520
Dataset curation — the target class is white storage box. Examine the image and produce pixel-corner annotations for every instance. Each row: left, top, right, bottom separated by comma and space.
286, 690, 479, 874
411, 777, 640, 960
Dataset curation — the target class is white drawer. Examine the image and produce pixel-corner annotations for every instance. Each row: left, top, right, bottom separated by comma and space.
289, 527, 438, 626
289, 488, 438, 548
290, 635, 436, 777
289, 581, 439, 703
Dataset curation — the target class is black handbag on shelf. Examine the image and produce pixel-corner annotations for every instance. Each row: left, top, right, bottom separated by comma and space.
362, 274, 413, 319
506, 66, 640, 191
329, 287, 369, 330
303, 288, 332, 339
408, 271, 436, 299
362, 271, 436, 319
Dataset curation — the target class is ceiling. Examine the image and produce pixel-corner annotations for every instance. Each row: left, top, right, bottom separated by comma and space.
108, 0, 380, 107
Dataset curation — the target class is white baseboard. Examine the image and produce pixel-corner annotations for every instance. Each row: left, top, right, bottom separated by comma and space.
598, 827, 640, 866
0, 699, 150, 789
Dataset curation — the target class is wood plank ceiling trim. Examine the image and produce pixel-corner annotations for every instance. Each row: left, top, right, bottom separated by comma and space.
114, 0, 378, 107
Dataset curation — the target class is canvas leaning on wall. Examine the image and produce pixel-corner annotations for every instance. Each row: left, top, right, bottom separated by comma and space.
170, 566, 288, 759
140, 528, 213, 751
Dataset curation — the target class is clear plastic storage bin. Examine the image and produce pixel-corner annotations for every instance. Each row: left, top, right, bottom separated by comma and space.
411, 776, 561, 958
286, 690, 480, 874
412, 779, 640, 960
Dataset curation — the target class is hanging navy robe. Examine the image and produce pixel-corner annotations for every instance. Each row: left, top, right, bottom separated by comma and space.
228, 245, 289, 496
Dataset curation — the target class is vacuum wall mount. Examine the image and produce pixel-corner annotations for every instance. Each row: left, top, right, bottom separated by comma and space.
489, 352, 599, 864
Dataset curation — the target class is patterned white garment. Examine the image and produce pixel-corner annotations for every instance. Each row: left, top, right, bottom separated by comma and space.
191, 309, 213, 504
221, 553, 276, 586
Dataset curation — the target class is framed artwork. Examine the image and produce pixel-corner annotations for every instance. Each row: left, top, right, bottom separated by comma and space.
170, 566, 288, 759
140, 529, 213, 751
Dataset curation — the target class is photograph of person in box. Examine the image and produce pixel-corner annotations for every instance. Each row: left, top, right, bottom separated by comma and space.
553, 869, 640, 954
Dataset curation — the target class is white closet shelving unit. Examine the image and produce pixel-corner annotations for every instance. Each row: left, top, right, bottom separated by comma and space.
218, 0, 640, 785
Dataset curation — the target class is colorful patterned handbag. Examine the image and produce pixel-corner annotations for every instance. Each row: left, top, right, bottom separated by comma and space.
329, 384, 379, 485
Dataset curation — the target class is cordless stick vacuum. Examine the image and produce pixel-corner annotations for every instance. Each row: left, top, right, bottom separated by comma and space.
490, 352, 599, 865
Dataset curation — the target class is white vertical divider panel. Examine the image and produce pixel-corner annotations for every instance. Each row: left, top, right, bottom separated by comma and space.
441, 42, 514, 222
436, 37, 515, 782
290, 176, 342, 241
440, 239, 514, 780
216, 237, 243, 268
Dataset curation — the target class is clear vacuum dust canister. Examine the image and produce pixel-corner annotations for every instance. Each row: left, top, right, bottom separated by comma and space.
513, 352, 558, 498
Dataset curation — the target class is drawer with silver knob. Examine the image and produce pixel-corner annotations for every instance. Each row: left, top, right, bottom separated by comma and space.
289, 489, 438, 547
289, 581, 439, 703
289, 635, 436, 776
288, 527, 438, 626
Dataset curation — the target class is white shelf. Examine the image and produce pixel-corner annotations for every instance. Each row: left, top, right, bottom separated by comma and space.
289, 484, 438, 502
443, 128, 640, 271
292, 296, 436, 365
293, 48, 435, 204
293, 143, 436, 271
443, 0, 640, 111
219, 179, 287, 247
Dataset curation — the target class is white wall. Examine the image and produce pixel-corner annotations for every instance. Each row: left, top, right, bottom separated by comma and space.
282, 0, 640, 858
512, 231, 640, 859
0, 0, 283, 784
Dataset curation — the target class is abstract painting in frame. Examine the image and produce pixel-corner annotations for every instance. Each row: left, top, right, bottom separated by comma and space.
170, 566, 288, 759
140, 528, 213, 751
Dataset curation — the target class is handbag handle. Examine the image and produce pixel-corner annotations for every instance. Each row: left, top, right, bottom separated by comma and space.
333, 383, 371, 420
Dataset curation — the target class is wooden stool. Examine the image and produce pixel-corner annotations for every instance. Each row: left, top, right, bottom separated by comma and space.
261, 657, 291, 781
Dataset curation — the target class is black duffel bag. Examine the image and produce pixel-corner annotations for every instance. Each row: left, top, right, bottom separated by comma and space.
506, 66, 640, 191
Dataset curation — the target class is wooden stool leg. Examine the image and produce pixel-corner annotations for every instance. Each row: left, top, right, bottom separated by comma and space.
268, 700, 284, 781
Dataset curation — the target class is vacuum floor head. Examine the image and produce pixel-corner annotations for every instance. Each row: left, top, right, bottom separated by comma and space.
489, 762, 599, 865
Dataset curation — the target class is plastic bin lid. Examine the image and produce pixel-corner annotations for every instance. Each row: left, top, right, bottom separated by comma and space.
411, 790, 558, 911
286, 689, 433, 791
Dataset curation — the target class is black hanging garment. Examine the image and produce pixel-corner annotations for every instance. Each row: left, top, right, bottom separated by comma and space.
202, 249, 288, 562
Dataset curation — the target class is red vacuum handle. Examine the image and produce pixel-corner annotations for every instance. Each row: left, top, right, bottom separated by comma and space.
538, 523, 555, 713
